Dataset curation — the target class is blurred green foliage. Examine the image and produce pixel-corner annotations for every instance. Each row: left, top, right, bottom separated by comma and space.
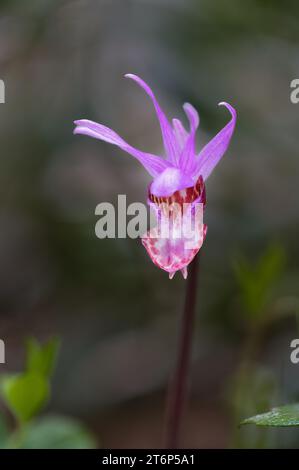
232, 368, 278, 448
26, 337, 59, 379
230, 244, 299, 447
2, 373, 49, 424
1, 338, 59, 423
234, 243, 286, 322
0, 338, 96, 449
2, 416, 96, 450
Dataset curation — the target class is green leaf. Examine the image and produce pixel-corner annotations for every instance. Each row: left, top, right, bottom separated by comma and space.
17, 415, 96, 449
241, 404, 299, 427
26, 337, 60, 378
1, 373, 49, 423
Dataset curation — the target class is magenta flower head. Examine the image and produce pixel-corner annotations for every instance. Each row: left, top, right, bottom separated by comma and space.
74, 74, 236, 279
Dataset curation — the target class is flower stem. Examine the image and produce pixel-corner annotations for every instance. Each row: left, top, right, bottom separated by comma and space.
164, 253, 200, 449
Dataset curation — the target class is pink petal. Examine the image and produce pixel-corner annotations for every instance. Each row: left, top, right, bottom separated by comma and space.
172, 118, 188, 151
194, 102, 236, 180
184, 102, 200, 130
179, 103, 199, 174
73, 119, 170, 177
125, 74, 179, 165
142, 222, 207, 278
150, 167, 194, 198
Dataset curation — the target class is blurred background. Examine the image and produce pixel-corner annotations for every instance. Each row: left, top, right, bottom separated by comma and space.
0, 0, 299, 448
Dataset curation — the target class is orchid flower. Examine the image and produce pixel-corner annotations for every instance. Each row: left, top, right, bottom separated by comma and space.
74, 74, 236, 279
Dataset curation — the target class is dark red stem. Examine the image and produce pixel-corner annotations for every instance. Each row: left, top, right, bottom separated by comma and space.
164, 253, 200, 449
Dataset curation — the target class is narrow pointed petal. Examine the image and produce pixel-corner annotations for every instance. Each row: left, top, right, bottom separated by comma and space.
194, 102, 236, 180
172, 118, 188, 151
125, 74, 179, 164
74, 119, 170, 177
180, 103, 200, 174
169, 271, 175, 280
184, 103, 199, 130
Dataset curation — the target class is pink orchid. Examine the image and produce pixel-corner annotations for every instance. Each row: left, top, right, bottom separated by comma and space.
74, 74, 236, 279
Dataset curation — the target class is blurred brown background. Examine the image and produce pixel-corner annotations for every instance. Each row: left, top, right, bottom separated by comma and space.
0, 0, 299, 448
